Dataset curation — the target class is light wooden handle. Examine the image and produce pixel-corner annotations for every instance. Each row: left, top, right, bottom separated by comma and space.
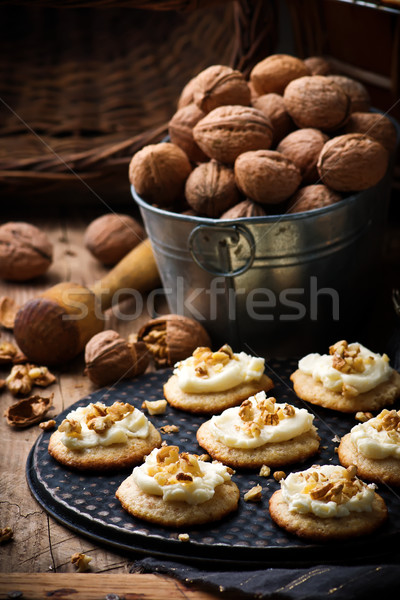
90, 239, 160, 311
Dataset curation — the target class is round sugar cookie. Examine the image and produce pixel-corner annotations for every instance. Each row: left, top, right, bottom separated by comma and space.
116, 475, 240, 527
269, 489, 387, 541
196, 420, 320, 469
338, 433, 400, 487
290, 369, 400, 413
48, 423, 161, 472
163, 373, 274, 414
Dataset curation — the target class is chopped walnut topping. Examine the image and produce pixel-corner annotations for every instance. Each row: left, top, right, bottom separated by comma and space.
273, 471, 286, 482
238, 399, 254, 422
372, 409, 400, 432
244, 484, 262, 502
310, 481, 333, 499
282, 403, 295, 417
160, 424, 179, 434
151, 447, 205, 486
178, 533, 190, 542
329, 341, 367, 391
355, 411, 374, 423
107, 401, 135, 421
199, 454, 210, 462
346, 465, 357, 479
0, 526, 13, 544
195, 362, 208, 377
259, 464, 271, 477
302, 467, 363, 504
141, 399, 167, 415
59, 418, 82, 434
86, 415, 114, 433
39, 419, 56, 431
264, 412, 280, 426
176, 472, 193, 482
157, 445, 179, 464
71, 552, 92, 572
192, 344, 236, 378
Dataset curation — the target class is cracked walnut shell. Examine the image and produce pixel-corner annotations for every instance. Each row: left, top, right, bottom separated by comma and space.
138, 314, 211, 368
193, 105, 273, 164
283, 76, 350, 131
235, 150, 301, 204
85, 330, 149, 387
4, 393, 53, 428
192, 65, 250, 114
185, 160, 240, 217
317, 133, 389, 191
84, 213, 145, 266
250, 54, 309, 95
129, 142, 192, 207
0, 222, 53, 281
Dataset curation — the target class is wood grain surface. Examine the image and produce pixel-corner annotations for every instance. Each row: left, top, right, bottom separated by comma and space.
0, 206, 213, 597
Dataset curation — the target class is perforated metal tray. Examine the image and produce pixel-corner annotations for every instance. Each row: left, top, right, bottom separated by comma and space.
26, 360, 400, 566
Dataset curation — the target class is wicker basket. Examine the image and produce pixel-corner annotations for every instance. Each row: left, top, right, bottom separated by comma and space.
0, 0, 277, 199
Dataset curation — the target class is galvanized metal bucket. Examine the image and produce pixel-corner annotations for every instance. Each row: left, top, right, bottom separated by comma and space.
132, 132, 398, 356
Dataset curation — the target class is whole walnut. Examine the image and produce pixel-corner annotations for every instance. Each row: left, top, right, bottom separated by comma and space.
177, 75, 198, 109
138, 314, 211, 368
84, 214, 145, 265
277, 128, 328, 184
288, 185, 341, 213
193, 105, 273, 164
235, 150, 301, 204
168, 104, 208, 163
250, 54, 309, 95
85, 330, 149, 387
252, 93, 293, 145
326, 75, 370, 113
185, 160, 240, 217
220, 199, 267, 219
304, 56, 332, 76
284, 76, 350, 131
192, 65, 250, 114
317, 133, 389, 191
0, 222, 53, 281
129, 142, 192, 207
344, 112, 397, 153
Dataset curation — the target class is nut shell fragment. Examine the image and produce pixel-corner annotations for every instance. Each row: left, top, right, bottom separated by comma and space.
4, 393, 53, 428
0, 297, 21, 329
317, 133, 389, 191
138, 314, 211, 368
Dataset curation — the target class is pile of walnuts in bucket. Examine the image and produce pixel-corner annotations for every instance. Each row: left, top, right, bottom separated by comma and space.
129, 54, 397, 219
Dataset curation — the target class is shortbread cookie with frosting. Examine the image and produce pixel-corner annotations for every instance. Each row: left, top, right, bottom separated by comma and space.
48, 401, 161, 471
338, 409, 400, 486
290, 340, 400, 412
164, 344, 273, 414
269, 464, 387, 541
116, 445, 240, 527
196, 392, 320, 468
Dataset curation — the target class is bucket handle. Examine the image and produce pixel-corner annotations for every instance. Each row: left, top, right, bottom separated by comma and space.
188, 224, 256, 277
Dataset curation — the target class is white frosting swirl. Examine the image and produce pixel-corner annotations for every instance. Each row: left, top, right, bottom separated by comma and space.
281, 465, 376, 518
209, 392, 314, 449
298, 343, 392, 393
60, 404, 150, 449
132, 448, 233, 505
351, 412, 400, 459
174, 350, 265, 393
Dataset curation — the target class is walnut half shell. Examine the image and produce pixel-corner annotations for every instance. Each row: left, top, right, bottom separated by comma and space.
4, 393, 53, 428
138, 314, 211, 368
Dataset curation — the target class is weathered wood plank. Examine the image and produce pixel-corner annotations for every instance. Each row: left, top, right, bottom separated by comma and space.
0, 573, 227, 600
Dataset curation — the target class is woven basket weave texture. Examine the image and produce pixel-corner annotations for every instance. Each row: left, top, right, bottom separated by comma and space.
0, 1, 276, 196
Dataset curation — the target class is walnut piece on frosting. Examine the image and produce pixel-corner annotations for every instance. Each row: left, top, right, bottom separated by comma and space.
192, 344, 237, 378
300, 465, 363, 505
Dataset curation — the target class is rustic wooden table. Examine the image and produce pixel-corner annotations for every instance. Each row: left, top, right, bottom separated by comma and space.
1, 194, 399, 600
0, 204, 235, 600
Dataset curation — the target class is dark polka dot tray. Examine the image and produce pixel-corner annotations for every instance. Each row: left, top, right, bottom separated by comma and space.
26, 360, 400, 566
